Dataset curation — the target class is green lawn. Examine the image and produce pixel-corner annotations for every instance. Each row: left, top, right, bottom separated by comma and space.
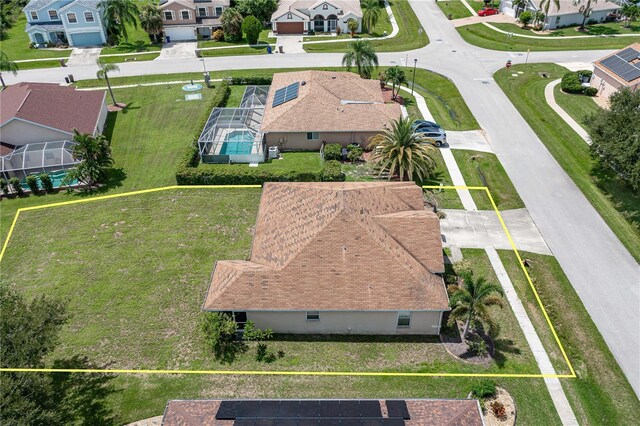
99, 1, 161, 55
226, 85, 247, 107
452, 150, 524, 210
12, 59, 66, 70
200, 45, 272, 57
494, 63, 640, 261
98, 52, 160, 64
498, 250, 640, 425
457, 23, 640, 51
198, 29, 275, 48
436, 0, 473, 20
492, 21, 640, 37
552, 85, 600, 129
304, 0, 428, 53
1, 15, 72, 60
199, 152, 323, 173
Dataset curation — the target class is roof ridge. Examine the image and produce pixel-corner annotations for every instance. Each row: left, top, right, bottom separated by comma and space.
442, 400, 477, 425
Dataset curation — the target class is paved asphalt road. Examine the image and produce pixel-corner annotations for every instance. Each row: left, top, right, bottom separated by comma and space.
4, 0, 639, 398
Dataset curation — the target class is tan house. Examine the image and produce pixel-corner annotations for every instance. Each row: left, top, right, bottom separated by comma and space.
262, 71, 401, 151
272, 0, 362, 34
203, 182, 450, 335
162, 398, 485, 425
159, 0, 230, 41
591, 43, 640, 101
499, 0, 621, 30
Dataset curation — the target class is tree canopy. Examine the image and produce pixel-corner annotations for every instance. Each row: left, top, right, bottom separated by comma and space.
342, 40, 378, 79
586, 88, 640, 192
235, 0, 279, 24
242, 15, 263, 45
221, 7, 244, 42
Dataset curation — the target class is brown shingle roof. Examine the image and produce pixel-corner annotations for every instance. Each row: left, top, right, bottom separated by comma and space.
162, 399, 484, 425
260, 71, 401, 133
204, 182, 448, 312
0, 83, 106, 135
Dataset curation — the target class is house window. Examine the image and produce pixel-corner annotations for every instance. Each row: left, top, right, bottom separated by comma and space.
48, 10, 58, 20
555, 16, 560, 26
30, 11, 38, 20
323, 3, 328, 9
84, 11, 95, 23
215, 6, 223, 16
198, 7, 207, 17
306, 311, 320, 321
66, 13, 77, 23
307, 132, 319, 140
164, 10, 174, 20
181, 10, 191, 20
397, 311, 411, 328
287, 13, 293, 19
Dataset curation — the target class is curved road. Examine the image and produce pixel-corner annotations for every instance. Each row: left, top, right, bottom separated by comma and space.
5, 0, 639, 398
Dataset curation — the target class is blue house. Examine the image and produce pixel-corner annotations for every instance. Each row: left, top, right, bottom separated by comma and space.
24, 0, 107, 47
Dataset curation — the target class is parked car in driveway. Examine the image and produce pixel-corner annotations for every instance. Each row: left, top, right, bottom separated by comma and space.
478, 7, 499, 17
412, 120, 447, 147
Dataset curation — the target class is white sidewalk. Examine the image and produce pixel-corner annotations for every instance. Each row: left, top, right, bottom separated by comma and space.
545, 79, 592, 145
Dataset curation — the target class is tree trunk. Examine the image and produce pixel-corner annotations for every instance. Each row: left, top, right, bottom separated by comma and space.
105, 73, 117, 105
0, 73, 5, 89
462, 314, 471, 339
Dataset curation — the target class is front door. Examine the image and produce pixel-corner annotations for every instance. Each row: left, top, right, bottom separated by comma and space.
34, 33, 45, 44
329, 19, 336, 31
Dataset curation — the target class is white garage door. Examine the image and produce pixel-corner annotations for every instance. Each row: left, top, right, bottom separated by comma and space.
164, 27, 196, 42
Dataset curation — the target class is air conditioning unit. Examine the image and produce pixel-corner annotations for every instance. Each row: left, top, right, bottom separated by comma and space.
268, 146, 280, 159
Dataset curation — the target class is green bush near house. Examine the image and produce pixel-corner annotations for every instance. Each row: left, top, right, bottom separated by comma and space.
471, 379, 497, 399
323, 144, 343, 161
321, 160, 346, 181
8, 177, 23, 196
229, 76, 272, 85
25, 175, 39, 194
560, 70, 595, 96
38, 173, 54, 193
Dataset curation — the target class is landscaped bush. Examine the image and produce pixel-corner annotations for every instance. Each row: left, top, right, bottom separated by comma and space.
323, 143, 342, 161
518, 11, 533, 27
229, 76, 272, 85
0, 178, 8, 196
39, 172, 54, 193
470, 380, 497, 399
467, 336, 488, 357
583, 86, 598, 96
490, 401, 507, 419
25, 175, 39, 194
321, 160, 346, 181
8, 177, 23, 196
561, 71, 596, 96
213, 29, 225, 41
242, 15, 262, 45
200, 312, 243, 363
347, 145, 364, 162
177, 166, 321, 185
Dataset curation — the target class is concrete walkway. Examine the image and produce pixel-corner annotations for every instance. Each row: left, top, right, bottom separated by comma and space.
544, 79, 592, 145
440, 209, 552, 255
66, 47, 101, 67
486, 248, 579, 425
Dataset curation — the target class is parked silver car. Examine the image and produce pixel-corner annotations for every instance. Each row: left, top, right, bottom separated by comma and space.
412, 120, 447, 147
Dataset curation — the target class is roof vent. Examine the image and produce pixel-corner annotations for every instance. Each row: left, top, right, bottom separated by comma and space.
332, 76, 337, 79
301, 81, 306, 85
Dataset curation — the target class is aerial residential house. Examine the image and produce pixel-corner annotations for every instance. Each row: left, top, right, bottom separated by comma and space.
159, 0, 231, 41
498, 0, 622, 30
23, 0, 107, 47
272, 0, 362, 34
591, 43, 640, 100
0, 83, 107, 181
204, 182, 450, 335
161, 398, 485, 425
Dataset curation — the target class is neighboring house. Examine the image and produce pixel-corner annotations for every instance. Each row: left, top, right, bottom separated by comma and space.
272, 0, 362, 34
262, 71, 401, 151
204, 182, 450, 335
162, 398, 485, 425
591, 43, 640, 99
23, 0, 107, 47
0, 83, 107, 180
499, 0, 622, 30
159, 0, 230, 41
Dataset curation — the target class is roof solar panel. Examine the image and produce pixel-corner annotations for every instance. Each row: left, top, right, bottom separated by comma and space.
298, 419, 319, 426
362, 420, 384, 426
216, 401, 240, 420
258, 401, 280, 418
340, 419, 362, 426
254, 419, 277, 426
299, 401, 320, 418
275, 419, 298, 426
385, 401, 410, 420
319, 401, 341, 417
381, 419, 405, 426
234, 419, 255, 426
279, 401, 300, 418
318, 419, 341, 426
359, 401, 382, 418
271, 82, 300, 107
272, 87, 287, 107
237, 401, 261, 418
601, 55, 640, 82
618, 47, 640, 62
339, 401, 361, 418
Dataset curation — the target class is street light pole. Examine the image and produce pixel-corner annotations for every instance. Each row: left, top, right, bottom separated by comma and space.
201, 57, 208, 75
411, 58, 417, 96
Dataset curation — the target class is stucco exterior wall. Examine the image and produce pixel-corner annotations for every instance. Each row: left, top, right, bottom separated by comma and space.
266, 131, 379, 150
545, 10, 616, 30
590, 66, 640, 101
96, 97, 108, 134
0, 119, 71, 145
246, 310, 444, 335
161, 3, 196, 25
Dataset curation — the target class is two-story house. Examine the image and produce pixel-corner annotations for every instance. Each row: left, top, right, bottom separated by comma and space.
159, 0, 230, 41
271, 0, 362, 35
23, 0, 107, 47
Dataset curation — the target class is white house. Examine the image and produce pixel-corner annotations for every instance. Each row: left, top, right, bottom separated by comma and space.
271, 0, 362, 34
499, 0, 622, 30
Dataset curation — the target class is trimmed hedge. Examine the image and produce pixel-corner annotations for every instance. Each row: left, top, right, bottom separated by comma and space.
321, 160, 345, 181
323, 143, 342, 161
561, 71, 597, 96
229, 76, 272, 85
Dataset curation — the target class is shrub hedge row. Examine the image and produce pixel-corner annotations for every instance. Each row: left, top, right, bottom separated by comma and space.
228, 76, 273, 85
561, 70, 597, 96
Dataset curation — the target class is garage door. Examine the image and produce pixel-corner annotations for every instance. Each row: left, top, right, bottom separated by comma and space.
164, 27, 196, 41
70, 32, 103, 46
277, 22, 304, 34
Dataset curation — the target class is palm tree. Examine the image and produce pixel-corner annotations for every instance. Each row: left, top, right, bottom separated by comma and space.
100, 0, 140, 43
384, 66, 406, 100
538, 0, 559, 25
621, 1, 640, 28
367, 117, 437, 182
576, 0, 597, 30
448, 273, 505, 339
0, 50, 18, 89
96, 60, 120, 105
342, 40, 378, 79
71, 129, 113, 188
361, 0, 382, 34
139, 3, 163, 44
511, 0, 527, 17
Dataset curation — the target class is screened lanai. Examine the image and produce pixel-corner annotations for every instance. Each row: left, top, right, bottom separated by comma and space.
1, 141, 79, 180
240, 86, 270, 108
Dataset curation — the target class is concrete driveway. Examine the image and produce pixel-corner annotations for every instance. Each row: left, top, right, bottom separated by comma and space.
65, 47, 101, 67
157, 42, 198, 60
276, 35, 305, 54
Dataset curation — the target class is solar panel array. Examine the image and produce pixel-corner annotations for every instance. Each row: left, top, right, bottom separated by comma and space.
216, 400, 409, 425
600, 48, 640, 82
272, 82, 300, 107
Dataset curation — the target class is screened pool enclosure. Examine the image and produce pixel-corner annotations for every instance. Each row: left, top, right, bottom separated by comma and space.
198, 86, 269, 164
1, 141, 79, 180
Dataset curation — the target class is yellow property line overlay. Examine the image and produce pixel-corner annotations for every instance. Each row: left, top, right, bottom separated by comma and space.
0, 184, 576, 379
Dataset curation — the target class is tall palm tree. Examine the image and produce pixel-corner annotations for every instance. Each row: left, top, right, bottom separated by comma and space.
511, 0, 527, 17
96, 60, 120, 105
538, 0, 559, 24
384, 66, 406, 100
621, 1, 640, 28
342, 40, 378, 79
100, 0, 140, 43
71, 129, 113, 188
448, 273, 505, 339
139, 3, 163, 44
576, 0, 597, 30
368, 117, 437, 182
361, 0, 382, 34
0, 50, 18, 89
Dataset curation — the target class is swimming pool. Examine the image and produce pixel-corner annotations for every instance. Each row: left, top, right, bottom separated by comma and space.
20, 169, 78, 190
220, 131, 253, 155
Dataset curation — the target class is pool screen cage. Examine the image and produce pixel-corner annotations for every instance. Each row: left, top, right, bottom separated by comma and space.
1, 141, 79, 180
198, 107, 266, 164
240, 85, 270, 108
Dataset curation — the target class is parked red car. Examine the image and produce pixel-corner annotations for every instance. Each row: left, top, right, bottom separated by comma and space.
478, 7, 499, 17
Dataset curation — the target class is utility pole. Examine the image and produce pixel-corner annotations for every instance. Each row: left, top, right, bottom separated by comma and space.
411, 58, 417, 96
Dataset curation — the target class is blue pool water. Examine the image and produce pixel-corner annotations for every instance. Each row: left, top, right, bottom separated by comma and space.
220, 131, 253, 155
20, 170, 78, 190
